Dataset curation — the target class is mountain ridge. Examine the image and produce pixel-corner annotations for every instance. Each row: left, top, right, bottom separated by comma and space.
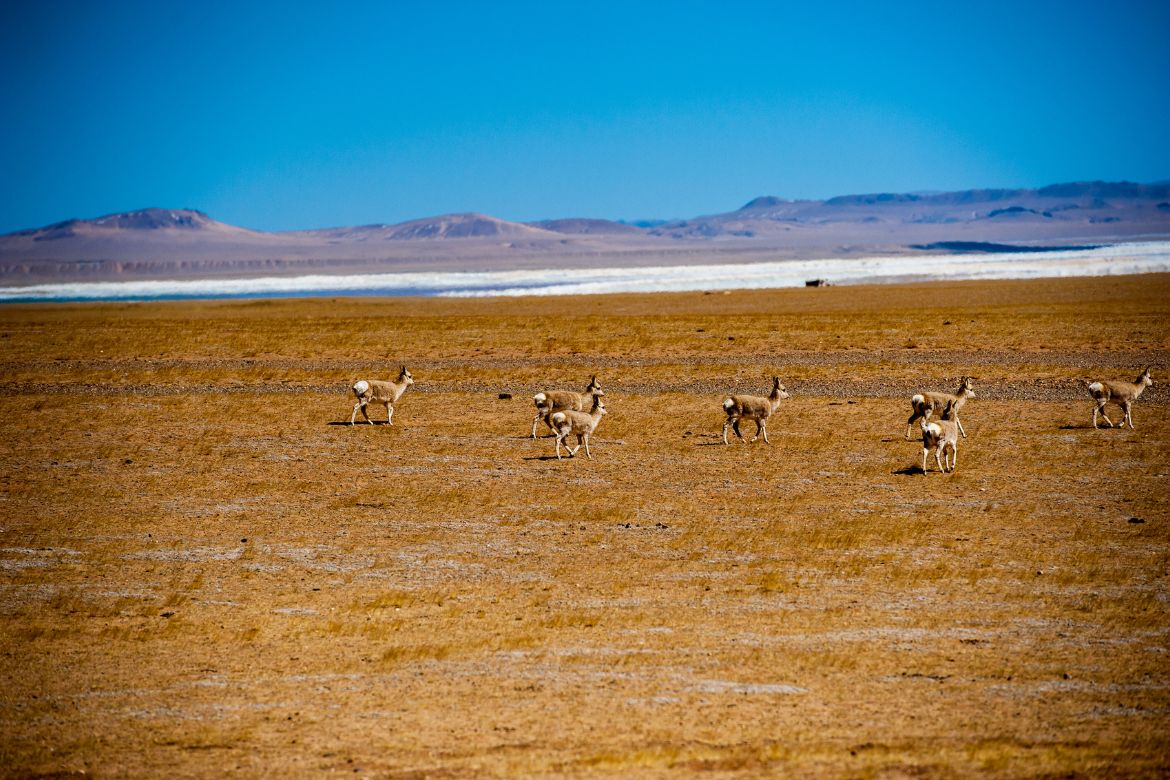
3, 181, 1168, 284
8, 181, 1169, 240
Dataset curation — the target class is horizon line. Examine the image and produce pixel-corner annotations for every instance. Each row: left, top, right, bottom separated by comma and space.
8, 178, 1170, 237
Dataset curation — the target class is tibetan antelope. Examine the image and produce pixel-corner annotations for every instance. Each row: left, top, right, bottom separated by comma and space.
1086, 367, 1153, 429
532, 376, 603, 438
907, 376, 974, 440
551, 393, 607, 460
722, 376, 789, 445
350, 366, 414, 425
920, 400, 961, 473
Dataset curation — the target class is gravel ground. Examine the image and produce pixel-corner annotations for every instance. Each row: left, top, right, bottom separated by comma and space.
3, 349, 1163, 403
3, 348, 1166, 372
4, 378, 1162, 403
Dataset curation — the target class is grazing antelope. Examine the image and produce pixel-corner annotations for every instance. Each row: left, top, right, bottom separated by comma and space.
532, 376, 603, 438
722, 376, 789, 445
350, 366, 414, 425
920, 401, 961, 473
1086, 367, 1153, 429
906, 376, 975, 440
551, 393, 607, 460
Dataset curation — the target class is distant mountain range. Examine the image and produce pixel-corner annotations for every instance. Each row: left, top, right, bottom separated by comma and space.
3, 182, 1168, 283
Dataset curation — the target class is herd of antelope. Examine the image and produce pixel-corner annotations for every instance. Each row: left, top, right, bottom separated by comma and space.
347, 365, 1155, 473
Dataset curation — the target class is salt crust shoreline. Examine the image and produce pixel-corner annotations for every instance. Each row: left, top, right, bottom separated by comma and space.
2, 242, 1168, 303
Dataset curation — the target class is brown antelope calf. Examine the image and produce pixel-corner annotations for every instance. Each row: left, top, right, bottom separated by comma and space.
1087, 367, 1153, 429
551, 393, 607, 460
920, 400, 961, 473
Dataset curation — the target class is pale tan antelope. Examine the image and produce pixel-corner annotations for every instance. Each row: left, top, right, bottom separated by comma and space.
1087, 367, 1153, 429
920, 400, 961, 473
551, 393, 607, 460
906, 376, 974, 440
722, 376, 789, 445
532, 376, 603, 438
350, 366, 414, 425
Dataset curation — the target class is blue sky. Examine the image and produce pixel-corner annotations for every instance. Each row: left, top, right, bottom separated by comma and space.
2, 1, 1168, 233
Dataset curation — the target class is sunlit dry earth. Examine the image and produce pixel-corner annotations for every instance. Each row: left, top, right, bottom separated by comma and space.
1, 275, 1168, 777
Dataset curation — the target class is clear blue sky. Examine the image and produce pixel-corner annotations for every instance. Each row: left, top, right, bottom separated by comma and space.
2, 1, 1168, 233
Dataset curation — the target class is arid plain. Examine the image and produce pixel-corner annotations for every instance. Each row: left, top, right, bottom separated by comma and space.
1, 274, 1168, 777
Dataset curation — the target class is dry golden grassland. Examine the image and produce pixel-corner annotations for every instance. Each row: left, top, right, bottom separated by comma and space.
1, 275, 1168, 777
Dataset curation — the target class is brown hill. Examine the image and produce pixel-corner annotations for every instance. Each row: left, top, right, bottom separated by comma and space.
2, 182, 1168, 284
10, 208, 255, 242
651, 181, 1170, 238
297, 213, 563, 241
